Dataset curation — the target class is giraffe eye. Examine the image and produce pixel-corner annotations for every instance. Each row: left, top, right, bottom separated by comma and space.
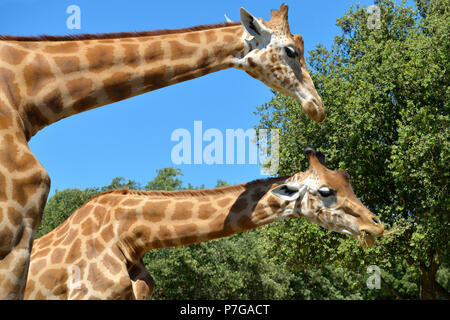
284, 47, 297, 58
318, 187, 334, 197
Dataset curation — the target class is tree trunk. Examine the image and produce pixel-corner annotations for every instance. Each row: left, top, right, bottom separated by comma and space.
419, 261, 439, 300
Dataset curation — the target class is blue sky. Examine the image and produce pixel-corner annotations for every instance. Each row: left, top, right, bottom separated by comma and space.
0, 0, 415, 196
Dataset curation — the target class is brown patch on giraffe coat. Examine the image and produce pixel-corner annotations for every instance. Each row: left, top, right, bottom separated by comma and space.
0, 225, 14, 251
270, 54, 277, 63
143, 65, 167, 90
208, 213, 233, 237
23, 54, 55, 96
0, 173, 6, 202
152, 226, 176, 248
115, 208, 138, 235
119, 275, 131, 288
103, 72, 132, 102
98, 39, 115, 44
71, 205, 92, 225
260, 52, 268, 63
39, 268, 68, 292
44, 42, 79, 53
80, 217, 95, 236
53, 56, 80, 74
195, 50, 212, 75
32, 247, 51, 260
169, 41, 197, 60
144, 41, 163, 63
65, 238, 82, 264
266, 195, 282, 211
33, 290, 47, 300
230, 197, 248, 213
132, 225, 152, 245
122, 198, 141, 207
251, 188, 266, 202
7, 207, 22, 226
142, 200, 168, 222
0, 134, 38, 172
25, 279, 35, 296
217, 198, 232, 208
24, 103, 50, 130
103, 253, 121, 275
0, 103, 14, 128
237, 215, 256, 230
184, 33, 200, 44
0, 45, 28, 65
66, 77, 93, 101
11, 172, 46, 207
88, 262, 115, 292
157, 225, 171, 240
122, 43, 140, 68
100, 224, 114, 243
198, 203, 216, 220
72, 95, 98, 113
172, 64, 195, 82
35, 233, 53, 249
223, 35, 234, 43
173, 223, 199, 243
50, 248, 66, 264
92, 205, 107, 225
85, 238, 105, 259
61, 228, 79, 246
29, 259, 46, 276
43, 88, 64, 114
172, 201, 193, 220
66, 77, 98, 112
204, 30, 217, 43
96, 194, 121, 206
0, 68, 22, 107
86, 45, 115, 73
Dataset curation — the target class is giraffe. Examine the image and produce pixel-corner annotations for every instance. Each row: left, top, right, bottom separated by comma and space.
24, 148, 384, 300
0, 4, 325, 299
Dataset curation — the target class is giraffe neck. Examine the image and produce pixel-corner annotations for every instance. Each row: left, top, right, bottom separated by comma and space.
2, 23, 245, 140
100, 176, 290, 263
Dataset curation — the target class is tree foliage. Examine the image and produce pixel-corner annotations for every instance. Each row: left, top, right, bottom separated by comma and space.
255, 0, 449, 299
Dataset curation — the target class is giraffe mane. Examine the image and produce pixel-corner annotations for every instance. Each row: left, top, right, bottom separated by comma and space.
0, 22, 241, 42
87, 175, 289, 202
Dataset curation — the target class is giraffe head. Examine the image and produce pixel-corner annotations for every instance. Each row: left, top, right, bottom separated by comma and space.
271, 148, 384, 248
236, 4, 325, 122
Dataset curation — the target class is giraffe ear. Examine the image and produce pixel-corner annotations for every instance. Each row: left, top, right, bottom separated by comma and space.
240, 7, 271, 38
271, 184, 307, 202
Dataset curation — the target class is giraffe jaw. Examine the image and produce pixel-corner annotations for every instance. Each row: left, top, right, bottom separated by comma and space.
357, 230, 377, 248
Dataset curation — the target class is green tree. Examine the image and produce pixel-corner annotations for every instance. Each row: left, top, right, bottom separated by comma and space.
255, 0, 449, 299
145, 167, 183, 191
101, 177, 141, 191
215, 179, 229, 188
143, 231, 294, 299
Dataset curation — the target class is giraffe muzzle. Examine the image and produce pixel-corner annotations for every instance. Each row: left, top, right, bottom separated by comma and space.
301, 99, 325, 123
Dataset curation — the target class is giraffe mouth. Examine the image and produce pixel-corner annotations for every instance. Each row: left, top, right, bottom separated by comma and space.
357, 230, 376, 248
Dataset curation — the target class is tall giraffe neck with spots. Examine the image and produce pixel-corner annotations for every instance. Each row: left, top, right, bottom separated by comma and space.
25, 149, 383, 300
5, 23, 247, 140
0, 5, 325, 299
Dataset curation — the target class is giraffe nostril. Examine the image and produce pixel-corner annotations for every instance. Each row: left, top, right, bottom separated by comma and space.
372, 217, 380, 225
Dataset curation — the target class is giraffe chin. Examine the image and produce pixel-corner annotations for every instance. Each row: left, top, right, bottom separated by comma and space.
357, 231, 376, 248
